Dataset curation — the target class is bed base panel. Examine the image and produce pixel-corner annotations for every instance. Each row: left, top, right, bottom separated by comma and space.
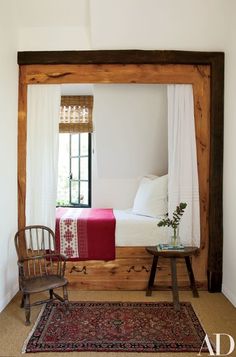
65, 247, 207, 291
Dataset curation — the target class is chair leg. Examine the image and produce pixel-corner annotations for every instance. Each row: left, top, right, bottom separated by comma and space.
63, 285, 69, 313
24, 294, 31, 326
20, 294, 25, 308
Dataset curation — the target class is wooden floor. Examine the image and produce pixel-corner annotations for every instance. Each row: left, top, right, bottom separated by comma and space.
0, 290, 235, 357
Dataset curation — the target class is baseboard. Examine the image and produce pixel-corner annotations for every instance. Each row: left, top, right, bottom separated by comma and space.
222, 284, 236, 307
0, 284, 19, 312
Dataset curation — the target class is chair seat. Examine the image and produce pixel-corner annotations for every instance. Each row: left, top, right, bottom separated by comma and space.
22, 275, 68, 294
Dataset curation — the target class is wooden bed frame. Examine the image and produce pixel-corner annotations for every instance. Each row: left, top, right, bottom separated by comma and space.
17, 50, 224, 292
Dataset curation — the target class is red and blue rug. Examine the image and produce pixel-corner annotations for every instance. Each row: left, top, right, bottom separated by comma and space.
23, 301, 210, 353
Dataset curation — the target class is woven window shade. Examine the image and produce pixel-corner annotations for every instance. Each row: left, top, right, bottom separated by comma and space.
59, 96, 93, 133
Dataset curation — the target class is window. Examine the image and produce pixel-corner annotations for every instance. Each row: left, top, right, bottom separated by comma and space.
57, 133, 91, 207
57, 95, 93, 207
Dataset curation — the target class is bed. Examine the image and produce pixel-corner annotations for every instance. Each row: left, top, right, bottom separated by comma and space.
55, 174, 207, 291
115, 209, 168, 246
55, 206, 205, 291
56, 207, 168, 258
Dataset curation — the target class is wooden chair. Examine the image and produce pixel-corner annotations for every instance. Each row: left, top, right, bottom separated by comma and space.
14, 225, 69, 325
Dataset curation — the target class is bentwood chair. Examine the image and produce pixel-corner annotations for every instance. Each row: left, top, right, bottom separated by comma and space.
14, 225, 69, 325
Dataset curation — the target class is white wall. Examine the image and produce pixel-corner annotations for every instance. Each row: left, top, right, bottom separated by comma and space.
92, 84, 167, 208
222, 1, 236, 306
90, 0, 227, 51
0, 0, 18, 311
17, 0, 91, 50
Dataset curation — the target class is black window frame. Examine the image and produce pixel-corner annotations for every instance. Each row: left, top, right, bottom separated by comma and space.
58, 132, 92, 208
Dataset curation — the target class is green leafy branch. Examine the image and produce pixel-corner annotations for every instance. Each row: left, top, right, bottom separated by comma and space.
157, 202, 187, 236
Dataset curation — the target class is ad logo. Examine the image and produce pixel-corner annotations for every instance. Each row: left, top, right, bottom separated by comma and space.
198, 333, 235, 356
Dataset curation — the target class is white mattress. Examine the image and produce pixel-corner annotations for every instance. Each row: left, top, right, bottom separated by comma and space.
114, 209, 168, 247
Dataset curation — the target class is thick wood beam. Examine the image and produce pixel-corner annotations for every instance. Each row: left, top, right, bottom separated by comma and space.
21, 63, 205, 85
18, 67, 27, 230
207, 54, 224, 292
18, 49, 223, 65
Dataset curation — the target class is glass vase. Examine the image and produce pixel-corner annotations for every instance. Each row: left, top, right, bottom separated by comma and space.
171, 227, 180, 247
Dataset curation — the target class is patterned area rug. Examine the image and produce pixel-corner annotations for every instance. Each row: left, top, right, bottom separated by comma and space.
23, 301, 210, 353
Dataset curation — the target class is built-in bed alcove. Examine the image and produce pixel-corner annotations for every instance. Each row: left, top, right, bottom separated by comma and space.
17, 50, 224, 292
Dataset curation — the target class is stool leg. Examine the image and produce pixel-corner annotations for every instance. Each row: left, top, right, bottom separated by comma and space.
170, 258, 180, 311
49, 289, 53, 299
185, 256, 199, 297
146, 256, 158, 296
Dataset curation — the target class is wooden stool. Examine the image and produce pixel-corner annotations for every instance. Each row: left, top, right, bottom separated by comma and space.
146, 246, 199, 311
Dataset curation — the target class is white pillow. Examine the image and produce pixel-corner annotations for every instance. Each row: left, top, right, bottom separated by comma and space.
132, 175, 168, 217
142, 174, 159, 180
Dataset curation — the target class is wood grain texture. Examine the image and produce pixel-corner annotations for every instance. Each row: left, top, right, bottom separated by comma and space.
18, 67, 27, 235
17, 49, 223, 65
207, 55, 224, 292
22, 64, 204, 85
17, 50, 224, 291
192, 65, 210, 286
65, 247, 207, 291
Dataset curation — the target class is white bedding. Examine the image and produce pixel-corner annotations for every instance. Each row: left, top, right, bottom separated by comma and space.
114, 209, 168, 247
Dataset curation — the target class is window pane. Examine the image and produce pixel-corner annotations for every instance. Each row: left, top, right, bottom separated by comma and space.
71, 158, 78, 180
57, 176, 70, 206
80, 133, 88, 155
57, 133, 91, 208
71, 181, 79, 204
71, 134, 79, 157
57, 134, 70, 206
80, 157, 88, 180
80, 181, 88, 205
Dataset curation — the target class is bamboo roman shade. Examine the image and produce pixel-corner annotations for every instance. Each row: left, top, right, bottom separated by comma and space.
59, 96, 93, 133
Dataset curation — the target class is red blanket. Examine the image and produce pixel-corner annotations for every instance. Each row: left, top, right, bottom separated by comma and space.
55, 208, 116, 261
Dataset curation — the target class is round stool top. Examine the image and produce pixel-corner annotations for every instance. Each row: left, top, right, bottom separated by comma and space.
146, 246, 199, 258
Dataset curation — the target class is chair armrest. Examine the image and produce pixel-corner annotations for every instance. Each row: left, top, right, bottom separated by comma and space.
17, 260, 24, 267
19, 253, 67, 262
17, 260, 25, 286
17, 253, 68, 278
55, 253, 67, 261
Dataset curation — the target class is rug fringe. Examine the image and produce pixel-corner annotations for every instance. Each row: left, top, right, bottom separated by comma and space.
21, 304, 46, 354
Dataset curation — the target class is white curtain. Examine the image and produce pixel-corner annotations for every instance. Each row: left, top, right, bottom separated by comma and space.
26, 85, 61, 230
167, 84, 200, 247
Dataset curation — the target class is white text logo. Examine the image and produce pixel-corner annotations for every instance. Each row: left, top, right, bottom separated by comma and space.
198, 333, 235, 356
